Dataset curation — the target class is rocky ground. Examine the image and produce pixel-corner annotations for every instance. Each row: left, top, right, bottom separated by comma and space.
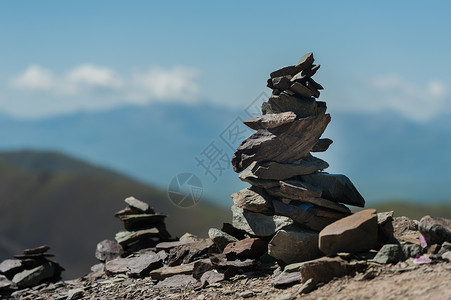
5, 259, 451, 300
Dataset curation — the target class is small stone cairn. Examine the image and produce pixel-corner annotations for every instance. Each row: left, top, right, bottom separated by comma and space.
0, 246, 63, 293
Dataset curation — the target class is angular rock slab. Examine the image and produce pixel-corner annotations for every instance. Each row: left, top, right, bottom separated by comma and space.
167, 238, 217, 266
115, 228, 169, 245
232, 113, 331, 173
269, 52, 314, 78
149, 262, 196, 280
311, 138, 333, 152
105, 251, 164, 277
300, 173, 365, 207
268, 225, 322, 264
231, 205, 293, 237
12, 262, 56, 289
238, 170, 279, 189
23, 245, 50, 255
272, 200, 339, 232
200, 270, 225, 286
261, 94, 319, 117
231, 186, 273, 213
418, 215, 451, 245
0, 259, 23, 276
279, 180, 323, 199
250, 155, 329, 180
119, 213, 166, 231
243, 112, 297, 130
319, 209, 378, 256
223, 238, 268, 259
155, 274, 197, 289
0, 274, 13, 291
95, 240, 124, 262
124, 196, 153, 213
208, 228, 238, 252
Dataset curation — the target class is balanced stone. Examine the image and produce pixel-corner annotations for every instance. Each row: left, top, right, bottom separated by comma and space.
249, 155, 329, 180
231, 187, 272, 213
243, 111, 297, 130
288, 82, 316, 98
269, 53, 314, 79
115, 228, 168, 245
232, 113, 331, 173
261, 94, 319, 117
124, 196, 153, 213
119, 213, 166, 231
231, 205, 293, 237
12, 262, 56, 289
311, 138, 333, 152
23, 246, 50, 256
238, 170, 280, 189
268, 225, 322, 264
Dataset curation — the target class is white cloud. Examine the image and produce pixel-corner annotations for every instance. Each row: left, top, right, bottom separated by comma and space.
371, 74, 448, 122
128, 66, 200, 103
66, 64, 123, 91
10, 65, 54, 91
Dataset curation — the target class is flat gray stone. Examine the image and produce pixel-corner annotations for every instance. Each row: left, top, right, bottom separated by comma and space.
232, 114, 331, 173
288, 82, 316, 98
300, 173, 365, 207
373, 244, 405, 264
268, 225, 322, 264
238, 170, 280, 189
23, 245, 50, 255
279, 180, 322, 199
231, 205, 293, 237
155, 274, 197, 288
200, 270, 224, 286
105, 251, 164, 277
271, 271, 301, 287
261, 94, 319, 117
124, 196, 153, 213
167, 238, 217, 266
244, 112, 297, 130
250, 155, 329, 180
115, 228, 168, 245
0, 274, 13, 290
149, 262, 196, 280
118, 213, 166, 231
231, 187, 272, 213
0, 259, 23, 276
208, 228, 238, 252
12, 263, 55, 289
95, 240, 124, 262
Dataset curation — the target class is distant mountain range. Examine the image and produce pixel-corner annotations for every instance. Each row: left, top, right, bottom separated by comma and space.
0, 150, 229, 279
0, 101, 450, 205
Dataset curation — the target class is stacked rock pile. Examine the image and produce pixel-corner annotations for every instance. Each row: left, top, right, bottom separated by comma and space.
113, 196, 171, 253
227, 52, 367, 264
0, 245, 63, 294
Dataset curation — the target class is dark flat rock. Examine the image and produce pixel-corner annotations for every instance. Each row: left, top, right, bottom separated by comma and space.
249, 155, 329, 180
149, 262, 196, 280
167, 238, 217, 266
311, 138, 333, 152
288, 82, 316, 98
232, 114, 331, 173
200, 270, 224, 286
119, 213, 166, 231
12, 262, 56, 289
208, 228, 238, 252
223, 238, 268, 259
105, 251, 165, 277
14, 253, 54, 259
156, 240, 195, 251
269, 53, 314, 78
238, 170, 280, 189
0, 274, 13, 291
291, 64, 320, 82
269, 76, 293, 90
300, 173, 365, 207
155, 274, 197, 289
271, 271, 301, 287
261, 94, 319, 117
115, 228, 169, 245
23, 246, 50, 256
279, 180, 322, 199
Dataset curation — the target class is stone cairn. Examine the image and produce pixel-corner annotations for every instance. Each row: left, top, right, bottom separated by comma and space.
227, 52, 369, 264
0, 246, 63, 293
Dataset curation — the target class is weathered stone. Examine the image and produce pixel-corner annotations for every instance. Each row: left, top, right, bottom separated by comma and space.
124, 196, 153, 213
155, 240, 194, 251
200, 270, 224, 286
271, 185, 350, 214
269, 53, 314, 79
272, 200, 338, 232
250, 155, 329, 180
288, 82, 316, 98
0, 275, 13, 291
304, 81, 320, 98
300, 173, 365, 207
105, 251, 164, 277
299, 256, 365, 285
402, 243, 420, 258
419, 215, 451, 245
291, 64, 320, 82
115, 228, 168, 245
270, 76, 293, 90
238, 170, 280, 189
0, 259, 23, 276
119, 213, 166, 231
179, 232, 200, 242
221, 223, 247, 240
23, 246, 50, 256
373, 244, 405, 264
231, 205, 293, 237
167, 238, 217, 266
90, 263, 104, 273
311, 138, 333, 152
95, 240, 124, 262
295, 52, 315, 70
155, 274, 197, 288
442, 251, 451, 261
12, 263, 55, 289
192, 259, 213, 279
319, 209, 378, 256
298, 278, 315, 294
268, 225, 322, 264
114, 206, 142, 218
271, 271, 301, 287
149, 262, 196, 280
377, 211, 396, 244
231, 187, 273, 213
261, 94, 318, 117
244, 112, 297, 130
210, 254, 257, 270
67, 288, 84, 300
223, 238, 268, 259
232, 114, 331, 173
208, 228, 238, 252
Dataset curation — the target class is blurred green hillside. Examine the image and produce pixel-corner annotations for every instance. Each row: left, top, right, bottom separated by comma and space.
0, 150, 230, 279
372, 200, 451, 220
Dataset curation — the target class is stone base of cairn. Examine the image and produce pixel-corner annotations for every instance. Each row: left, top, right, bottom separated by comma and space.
0, 246, 63, 293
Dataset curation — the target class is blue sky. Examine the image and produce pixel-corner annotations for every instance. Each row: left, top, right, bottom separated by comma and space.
1, 1, 451, 121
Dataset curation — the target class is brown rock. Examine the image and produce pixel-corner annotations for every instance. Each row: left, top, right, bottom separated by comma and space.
192, 259, 213, 279
223, 238, 268, 259
261, 94, 318, 117
288, 82, 316, 98
243, 112, 297, 130
115, 228, 169, 245
118, 213, 166, 231
149, 262, 196, 280
232, 114, 331, 173
319, 209, 378, 256
155, 274, 197, 288
231, 187, 273, 213
311, 138, 333, 152
155, 240, 195, 251
279, 180, 322, 199
167, 238, 217, 266
95, 240, 124, 262
419, 215, 451, 245
269, 53, 314, 78
238, 170, 280, 189
200, 270, 225, 286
